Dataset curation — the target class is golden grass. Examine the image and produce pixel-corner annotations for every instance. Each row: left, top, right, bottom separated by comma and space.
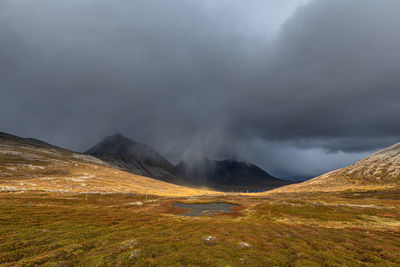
0, 190, 399, 266
0, 141, 220, 197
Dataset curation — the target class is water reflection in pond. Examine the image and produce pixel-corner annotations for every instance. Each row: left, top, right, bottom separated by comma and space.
173, 202, 239, 217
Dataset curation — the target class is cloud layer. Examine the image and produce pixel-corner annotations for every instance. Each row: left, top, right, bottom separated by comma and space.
1, 0, 399, 178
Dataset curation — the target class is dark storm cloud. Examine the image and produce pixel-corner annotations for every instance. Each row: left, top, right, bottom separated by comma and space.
227, 0, 400, 150
0, 0, 399, 178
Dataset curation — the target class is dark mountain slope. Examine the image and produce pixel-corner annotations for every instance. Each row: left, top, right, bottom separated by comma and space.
177, 159, 292, 192
85, 134, 179, 183
85, 134, 292, 191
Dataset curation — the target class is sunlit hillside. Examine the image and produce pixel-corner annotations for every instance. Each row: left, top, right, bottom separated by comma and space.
0, 132, 218, 197
262, 142, 400, 194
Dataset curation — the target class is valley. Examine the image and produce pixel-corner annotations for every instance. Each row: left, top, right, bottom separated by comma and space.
2, 0, 400, 265
0, 131, 399, 266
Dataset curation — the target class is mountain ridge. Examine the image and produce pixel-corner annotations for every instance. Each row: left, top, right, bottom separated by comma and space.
0, 131, 215, 196
85, 133, 291, 191
177, 158, 292, 191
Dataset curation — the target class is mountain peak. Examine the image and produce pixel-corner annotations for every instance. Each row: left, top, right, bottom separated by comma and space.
85, 134, 179, 183
102, 133, 133, 144
105, 133, 127, 140
85, 134, 134, 155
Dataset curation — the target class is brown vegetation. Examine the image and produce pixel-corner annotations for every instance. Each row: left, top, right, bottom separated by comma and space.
1, 134, 400, 265
0, 190, 399, 266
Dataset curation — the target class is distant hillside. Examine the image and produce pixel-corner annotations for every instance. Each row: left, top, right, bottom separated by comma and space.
270, 142, 400, 193
0, 131, 216, 196
85, 134, 180, 184
177, 159, 292, 192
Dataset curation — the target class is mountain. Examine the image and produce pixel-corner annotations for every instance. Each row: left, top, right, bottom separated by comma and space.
0, 131, 215, 196
85, 134, 291, 191
271, 142, 400, 193
176, 159, 292, 192
85, 134, 179, 183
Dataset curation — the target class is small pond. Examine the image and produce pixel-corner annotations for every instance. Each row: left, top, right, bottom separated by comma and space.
173, 202, 239, 217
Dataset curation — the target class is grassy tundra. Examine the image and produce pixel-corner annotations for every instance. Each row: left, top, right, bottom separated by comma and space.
1, 189, 399, 266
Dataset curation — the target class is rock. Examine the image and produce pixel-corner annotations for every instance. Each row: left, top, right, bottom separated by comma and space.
203, 236, 218, 246
119, 239, 137, 251
238, 242, 251, 249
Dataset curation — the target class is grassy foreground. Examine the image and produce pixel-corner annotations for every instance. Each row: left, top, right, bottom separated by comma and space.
1, 189, 400, 266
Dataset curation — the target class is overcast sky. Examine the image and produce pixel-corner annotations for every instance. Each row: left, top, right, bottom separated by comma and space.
1, 0, 400, 179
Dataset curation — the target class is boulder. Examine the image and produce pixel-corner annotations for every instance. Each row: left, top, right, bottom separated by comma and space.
238, 242, 251, 249
202, 236, 218, 246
